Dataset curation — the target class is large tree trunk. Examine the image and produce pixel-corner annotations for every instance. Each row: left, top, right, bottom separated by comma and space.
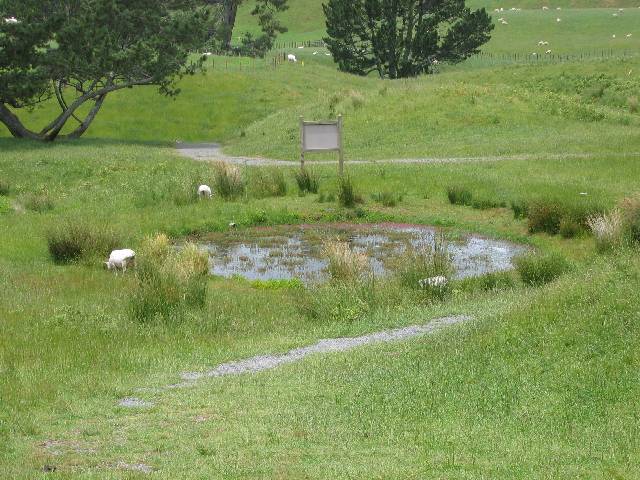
0, 104, 43, 140
221, 0, 239, 50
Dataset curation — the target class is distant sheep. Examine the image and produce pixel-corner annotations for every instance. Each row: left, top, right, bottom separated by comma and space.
106, 249, 136, 272
198, 185, 212, 199
418, 276, 448, 289
546, 49, 552, 54
287, 54, 297, 62
4, 16, 18, 24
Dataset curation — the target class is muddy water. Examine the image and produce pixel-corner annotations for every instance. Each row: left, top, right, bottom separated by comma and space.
198, 223, 528, 284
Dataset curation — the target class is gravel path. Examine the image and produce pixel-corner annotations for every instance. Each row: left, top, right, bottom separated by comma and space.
175, 142, 640, 167
118, 315, 470, 407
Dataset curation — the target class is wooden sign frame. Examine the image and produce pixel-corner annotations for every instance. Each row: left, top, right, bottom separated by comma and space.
300, 115, 344, 175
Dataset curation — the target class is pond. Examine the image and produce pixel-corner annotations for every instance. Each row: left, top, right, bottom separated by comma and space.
197, 223, 528, 284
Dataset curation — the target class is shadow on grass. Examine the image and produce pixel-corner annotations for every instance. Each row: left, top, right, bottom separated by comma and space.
0, 136, 173, 153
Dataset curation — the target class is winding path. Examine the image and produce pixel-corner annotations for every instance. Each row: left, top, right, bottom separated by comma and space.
175, 142, 640, 166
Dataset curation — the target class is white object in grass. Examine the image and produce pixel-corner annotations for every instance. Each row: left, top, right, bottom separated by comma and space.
556, 17, 561, 22
546, 49, 552, 54
287, 54, 297, 62
419, 276, 448, 289
198, 185, 212, 198
4, 16, 18, 24
106, 249, 136, 272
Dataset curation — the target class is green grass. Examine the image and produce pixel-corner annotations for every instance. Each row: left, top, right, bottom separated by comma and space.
2, 2, 640, 477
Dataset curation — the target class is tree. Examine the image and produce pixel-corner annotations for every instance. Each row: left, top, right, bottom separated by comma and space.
323, 0, 493, 79
0, 0, 211, 141
207, 0, 288, 55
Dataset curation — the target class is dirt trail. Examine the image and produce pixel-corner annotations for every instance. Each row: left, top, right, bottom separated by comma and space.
119, 314, 471, 407
175, 142, 640, 166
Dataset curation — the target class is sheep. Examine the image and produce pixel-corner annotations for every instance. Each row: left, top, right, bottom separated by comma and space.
613, 13, 618, 16
106, 249, 136, 273
313, 51, 319, 55
4, 16, 18, 24
203, 52, 213, 57
501, 19, 508, 25
418, 276, 448, 289
556, 17, 561, 22
546, 49, 552, 54
198, 185, 212, 199
626, 33, 633, 38
287, 54, 297, 62
298, 46, 304, 49
532, 52, 538, 56
612, 34, 617, 38
542, 6, 549, 10
325, 53, 331, 56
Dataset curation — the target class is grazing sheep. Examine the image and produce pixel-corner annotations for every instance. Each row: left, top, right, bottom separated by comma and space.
556, 17, 561, 22
198, 185, 212, 199
612, 34, 616, 38
546, 49, 552, 54
4, 16, 18, 24
542, 6, 549, 10
229, 222, 237, 228
501, 19, 508, 24
313, 51, 318, 55
287, 54, 297, 62
626, 33, 633, 38
106, 249, 136, 272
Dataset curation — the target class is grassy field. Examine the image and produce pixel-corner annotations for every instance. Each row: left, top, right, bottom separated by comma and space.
2, 0, 640, 478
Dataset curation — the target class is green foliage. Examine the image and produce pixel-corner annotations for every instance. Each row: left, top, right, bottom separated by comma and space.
323, 0, 493, 78
527, 200, 564, 235
294, 168, 320, 194
0, 0, 211, 140
457, 270, 517, 293
394, 233, 453, 291
446, 185, 473, 206
250, 168, 288, 198
130, 235, 209, 322
250, 278, 304, 290
559, 218, 581, 239
337, 176, 362, 208
515, 252, 570, 286
371, 191, 402, 207
509, 200, 528, 219
20, 191, 54, 212
299, 280, 377, 323
47, 221, 122, 264
0, 180, 9, 196
214, 162, 246, 200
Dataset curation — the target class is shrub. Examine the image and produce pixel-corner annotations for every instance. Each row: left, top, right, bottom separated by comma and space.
587, 209, 625, 251
559, 218, 581, 239
515, 252, 570, 286
527, 200, 564, 235
213, 162, 245, 200
446, 185, 473, 206
456, 270, 517, 293
395, 232, 453, 294
510, 199, 529, 219
0, 180, 9, 196
47, 221, 122, 264
619, 194, 640, 243
295, 168, 319, 194
21, 192, 54, 212
130, 235, 210, 322
322, 240, 372, 283
471, 197, 506, 210
250, 168, 287, 198
338, 176, 362, 208
371, 191, 402, 207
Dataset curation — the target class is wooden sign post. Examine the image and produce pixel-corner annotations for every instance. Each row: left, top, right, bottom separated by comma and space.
300, 115, 344, 175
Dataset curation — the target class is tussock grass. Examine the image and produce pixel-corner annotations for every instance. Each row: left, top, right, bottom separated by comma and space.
0, 180, 9, 196
337, 176, 362, 208
395, 232, 453, 292
214, 162, 245, 200
47, 221, 122, 264
250, 168, 288, 198
322, 240, 372, 283
20, 191, 54, 213
295, 168, 319, 194
130, 234, 210, 322
515, 252, 570, 286
371, 191, 402, 207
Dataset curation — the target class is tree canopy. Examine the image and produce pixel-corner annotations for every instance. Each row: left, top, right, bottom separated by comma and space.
0, 0, 211, 140
323, 0, 494, 79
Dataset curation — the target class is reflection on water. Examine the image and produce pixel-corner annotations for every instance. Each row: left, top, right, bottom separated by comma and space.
197, 224, 528, 284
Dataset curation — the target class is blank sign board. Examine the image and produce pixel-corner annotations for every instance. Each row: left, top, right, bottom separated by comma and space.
303, 123, 340, 151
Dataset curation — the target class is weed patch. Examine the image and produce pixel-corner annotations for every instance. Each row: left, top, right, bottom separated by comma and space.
47, 221, 122, 264
515, 252, 570, 286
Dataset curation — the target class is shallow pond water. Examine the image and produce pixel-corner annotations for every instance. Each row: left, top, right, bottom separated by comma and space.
198, 223, 528, 284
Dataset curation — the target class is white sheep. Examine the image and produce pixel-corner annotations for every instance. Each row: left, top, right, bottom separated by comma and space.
542, 6, 549, 10
203, 52, 213, 57
4, 16, 18, 24
287, 54, 297, 62
198, 185, 212, 199
313, 51, 318, 55
626, 33, 633, 37
556, 17, 561, 22
612, 34, 617, 38
418, 276, 448, 289
546, 49, 552, 54
106, 249, 136, 272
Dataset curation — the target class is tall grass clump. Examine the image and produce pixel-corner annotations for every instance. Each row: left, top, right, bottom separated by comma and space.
338, 176, 362, 208
47, 221, 122, 264
620, 194, 640, 243
515, 252, 570, 286
446, 185, 473, 206
371, 191, 402, 207
294, 168, 319, 194
628, 96, 639, 114
0, 180, 9, 196
250, 168, 287, 198
21, 191, 54, 212
214, 162, 245, 200
323, 240, 372, 283
587, 209, 624, 251
510, 199, 529, 219
395, 232, 453, 298
130, 234, 210, 322
527, 200, 564, 235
